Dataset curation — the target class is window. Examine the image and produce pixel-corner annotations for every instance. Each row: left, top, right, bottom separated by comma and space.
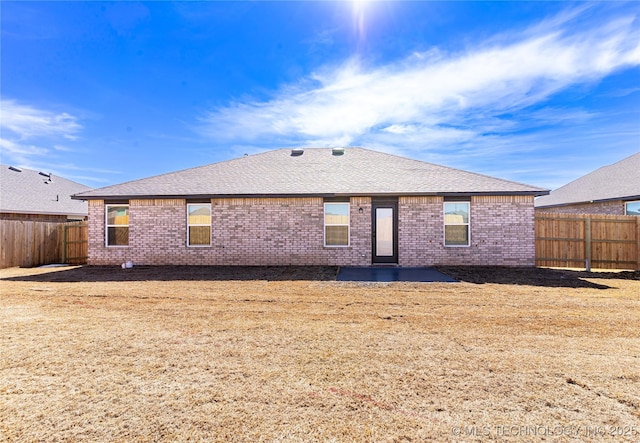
444, 202, 470, 246
324, 202, 349, 246
625, 201, 640, 216
106, 205, 129, 246
187, 203, 211, 246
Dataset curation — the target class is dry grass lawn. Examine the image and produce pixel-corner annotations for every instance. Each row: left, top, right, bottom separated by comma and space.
1, 266, 639, 442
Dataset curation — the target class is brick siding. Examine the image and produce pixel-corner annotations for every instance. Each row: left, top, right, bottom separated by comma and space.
399, 195, 535, 267
88, 195, 535, 267
535, 200, 625, 215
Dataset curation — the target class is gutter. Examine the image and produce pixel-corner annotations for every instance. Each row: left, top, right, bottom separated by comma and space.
535, 194, 640, 209
72, 190, 550, 201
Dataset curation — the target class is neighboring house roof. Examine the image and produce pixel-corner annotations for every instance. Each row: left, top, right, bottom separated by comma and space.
535, 152, 640, 208
0, 164, 92, 217
73, 147, 548, 200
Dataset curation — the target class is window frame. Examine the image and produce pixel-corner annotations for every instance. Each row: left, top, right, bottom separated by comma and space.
324, 202, 350, 247
187, 203, 212, 247
443, 201, 470, 247
624, 200, 640, 216
105, 204, 129, 247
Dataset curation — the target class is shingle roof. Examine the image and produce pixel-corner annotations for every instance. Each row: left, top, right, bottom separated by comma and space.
535, 152, 640, 208
73, 147, 548, 200
1, 165, 92, 217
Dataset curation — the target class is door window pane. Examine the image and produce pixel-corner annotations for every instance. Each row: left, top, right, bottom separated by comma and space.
376, 208, 393, 256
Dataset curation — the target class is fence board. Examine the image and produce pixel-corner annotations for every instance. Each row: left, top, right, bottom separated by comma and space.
535, 213, 639, 270
0, 220, 88, 268
62, 221, 88, 265
0, 220, 61, 268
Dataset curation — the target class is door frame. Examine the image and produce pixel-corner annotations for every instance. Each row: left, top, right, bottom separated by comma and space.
371, 199, 398, 264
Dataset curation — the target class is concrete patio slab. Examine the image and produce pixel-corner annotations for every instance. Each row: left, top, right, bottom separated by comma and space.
336, 267, 457, 282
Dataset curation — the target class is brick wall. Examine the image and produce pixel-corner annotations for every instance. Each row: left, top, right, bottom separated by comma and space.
0, 212, 72, 222
88, 197, 372, 266
535, 200, 624, 215
88, 195, 535, 267
399, 195, 535, 267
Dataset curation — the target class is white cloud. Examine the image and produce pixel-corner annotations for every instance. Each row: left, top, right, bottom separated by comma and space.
0, 99, 83, 168
0, 137, 49, 156
382, 124, 416, 135
0, 99, 82, 140
198, 8, 640, 172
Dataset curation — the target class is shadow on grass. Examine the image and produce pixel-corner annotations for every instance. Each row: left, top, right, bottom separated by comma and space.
2, 265, 637, 288
436, 266, 639, 289
1, 265, 339, 283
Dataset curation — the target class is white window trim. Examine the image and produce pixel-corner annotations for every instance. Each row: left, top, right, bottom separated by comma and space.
105, 204, 129, 247
624, 200, 640, 215
324, 202, 350, 247
443, 201, 470, 247
187, 203, 212, 247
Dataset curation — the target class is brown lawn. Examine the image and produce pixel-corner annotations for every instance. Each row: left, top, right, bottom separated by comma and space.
1, 266, 639, 442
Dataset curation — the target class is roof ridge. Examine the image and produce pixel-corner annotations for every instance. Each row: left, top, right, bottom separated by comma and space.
73, 147, 548, 200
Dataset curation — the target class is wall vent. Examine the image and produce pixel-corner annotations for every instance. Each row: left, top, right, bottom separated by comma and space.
291, 149, 304, 156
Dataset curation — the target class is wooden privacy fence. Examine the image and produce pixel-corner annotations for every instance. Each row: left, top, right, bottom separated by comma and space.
61, 221, 88, 265
535, 213, 640, 270
0, 220, 87, 268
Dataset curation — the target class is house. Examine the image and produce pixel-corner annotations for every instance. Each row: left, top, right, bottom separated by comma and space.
1, 164, 91, 222
72, 148, 548, 267
535, 152, 640, 215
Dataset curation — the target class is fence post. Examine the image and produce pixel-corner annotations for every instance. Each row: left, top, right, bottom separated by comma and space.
585, 217, 591, 272
636, 217, 640, 271
61, 224, 67, 264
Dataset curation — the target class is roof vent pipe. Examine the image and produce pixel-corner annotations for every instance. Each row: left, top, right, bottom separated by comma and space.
291, 149, 304, 156
332, 148, 345, 156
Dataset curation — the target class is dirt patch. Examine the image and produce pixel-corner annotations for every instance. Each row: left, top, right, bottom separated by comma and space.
0, 265, 339, 282
437, 266, 639, 288
4, 265, 637, 287
1, 266, 639, 442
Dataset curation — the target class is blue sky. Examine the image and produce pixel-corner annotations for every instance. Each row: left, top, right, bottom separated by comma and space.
1, 1, 639, 190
